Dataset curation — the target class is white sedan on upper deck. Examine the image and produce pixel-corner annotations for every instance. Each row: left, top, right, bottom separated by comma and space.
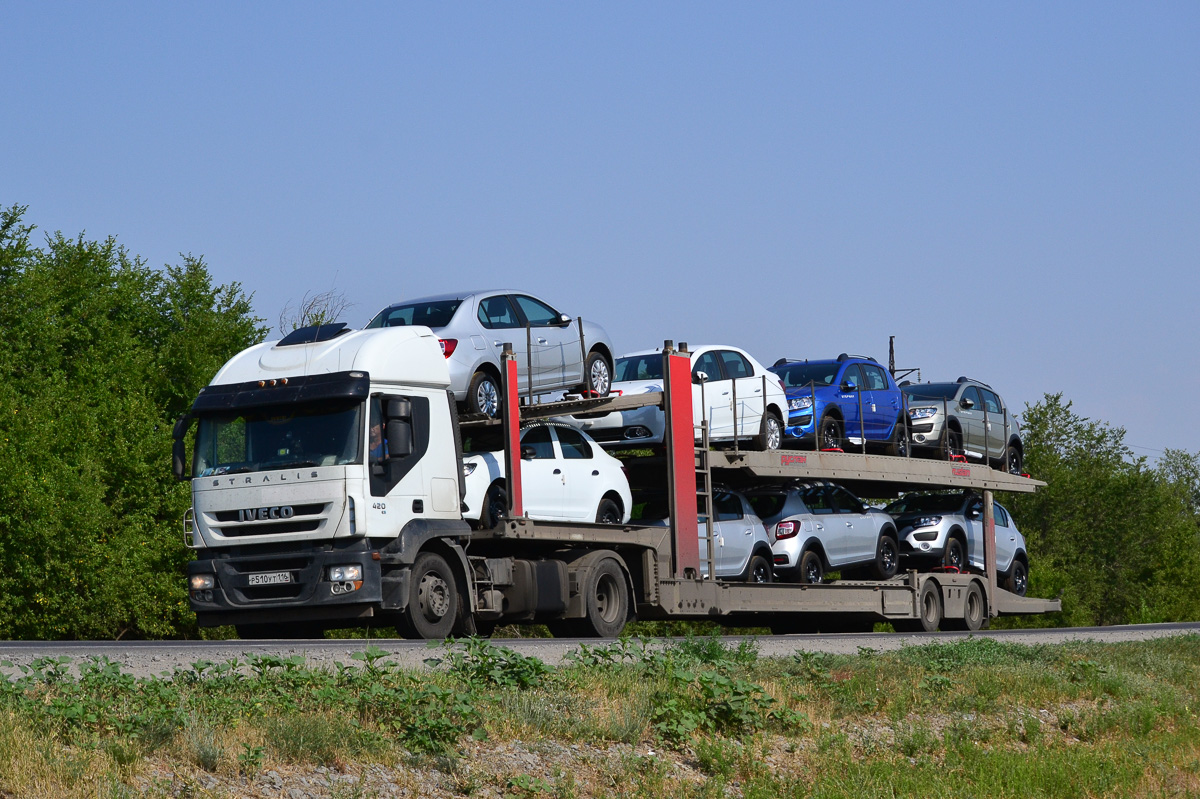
565, 346, 787, 450
462, 423, 632, 528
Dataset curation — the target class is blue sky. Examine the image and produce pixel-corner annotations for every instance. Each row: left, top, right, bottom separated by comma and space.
4, 3, 1198, 456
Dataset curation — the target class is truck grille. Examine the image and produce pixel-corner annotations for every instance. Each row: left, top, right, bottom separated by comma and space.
210, 503, 329, 538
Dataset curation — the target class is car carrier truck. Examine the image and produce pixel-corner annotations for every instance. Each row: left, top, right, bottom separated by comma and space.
173, 322, 1060, 639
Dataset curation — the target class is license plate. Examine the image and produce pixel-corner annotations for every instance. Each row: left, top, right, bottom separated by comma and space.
248, 571, 293, 586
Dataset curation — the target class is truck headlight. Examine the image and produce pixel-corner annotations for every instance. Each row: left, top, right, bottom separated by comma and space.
329, 565, 363, 582
789, 396, 813, 411
190, 574, 215, 591
908, 407, 938, 420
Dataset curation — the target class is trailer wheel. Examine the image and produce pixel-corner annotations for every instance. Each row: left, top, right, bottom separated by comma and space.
576, 557, 629, 638
895, 581, 942, 633
798, 549, 824, 584
945, 582, 988, 632
872, 534, 899, 580
399, 551, 459, 640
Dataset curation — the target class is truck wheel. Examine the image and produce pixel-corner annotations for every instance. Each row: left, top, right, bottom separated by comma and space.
755, 412, 783, 451
576, 557, 629, 638
595, 497, 621, 524
467, 371, 500, 417
746, 554, 773, 583
894, 580, 942, 633
871, 535, 899, 580
400, 551, 459, 640
942, 536, 966, 572
944, 582, 987, 631
798, 549, 823, 584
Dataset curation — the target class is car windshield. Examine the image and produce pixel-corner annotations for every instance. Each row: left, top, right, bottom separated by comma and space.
615, 354, 664, 382
193, 400, 363, 477
365, 299, 462, 329
902, 384, 960, 401
770, 363, 838, 389
885, 493, 970, 514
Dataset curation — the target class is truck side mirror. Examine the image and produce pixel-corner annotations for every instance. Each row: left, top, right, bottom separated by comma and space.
386, 397, 412, 418
172, 414, 192, 482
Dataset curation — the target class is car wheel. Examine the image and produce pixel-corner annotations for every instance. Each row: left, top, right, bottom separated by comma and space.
942, 536, 966, 572
872, 535, 899, 580
579, 351, 612, 397
942, 428, 963, 460
595, 497, 622, 524
468, 371, 500, 417
1004, 559, 1028, 597
798, 549, 824, 584
818, 415, 844, 451
746, 554, 773, 584
886, 418, 909, 457
481, 482, 507, 529
756, 412, 783, 451
398, 552, 459, 640
1006, 445, 1023, 475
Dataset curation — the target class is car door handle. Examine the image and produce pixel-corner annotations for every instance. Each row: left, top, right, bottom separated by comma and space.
553, 469, 561, 474
845, 521, 853, 527
743, 528, 752, 535
592, 470, 600, 476
493, 340, 503, 346
536, 337, 548, 344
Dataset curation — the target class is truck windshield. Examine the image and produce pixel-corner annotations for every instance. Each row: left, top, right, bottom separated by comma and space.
770, 363, 838, 389
614, 354, 664, 382
193, 400, 363, 477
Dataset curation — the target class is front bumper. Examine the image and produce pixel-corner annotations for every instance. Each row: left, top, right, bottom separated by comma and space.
188, 539, 389, 627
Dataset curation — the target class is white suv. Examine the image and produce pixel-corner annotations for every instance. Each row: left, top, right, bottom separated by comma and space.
462, 423, 632, 528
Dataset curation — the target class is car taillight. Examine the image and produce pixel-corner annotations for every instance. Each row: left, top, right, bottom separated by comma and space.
775, 520, 797, 539
439, 339, 458, 358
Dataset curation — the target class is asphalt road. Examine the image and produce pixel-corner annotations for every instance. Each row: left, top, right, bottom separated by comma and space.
1, 622, 1197, 679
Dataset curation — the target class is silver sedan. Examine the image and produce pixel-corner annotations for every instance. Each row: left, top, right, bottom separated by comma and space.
366, 290, 615, 416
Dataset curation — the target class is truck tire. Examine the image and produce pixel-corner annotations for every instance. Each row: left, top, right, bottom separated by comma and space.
399, 551, 459, 640
575, 557, 629, 638
944, 582, 987, 631
755, 411, 783, 451
894, 580, 942, 633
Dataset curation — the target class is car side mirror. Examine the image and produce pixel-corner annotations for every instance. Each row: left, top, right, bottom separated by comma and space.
968, 509, 981, 520
521, 445, 537, 460
960, 397, 975, 410
556, 313, 572, 326
693, 371, 709, 384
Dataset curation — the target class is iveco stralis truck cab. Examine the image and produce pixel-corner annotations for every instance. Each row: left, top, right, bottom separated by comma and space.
175, 322, 471, 638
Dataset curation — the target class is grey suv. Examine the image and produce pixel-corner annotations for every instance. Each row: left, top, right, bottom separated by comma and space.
884, 490, 1029, 596
901, 377, 1024, 473
366, 290, 615, 417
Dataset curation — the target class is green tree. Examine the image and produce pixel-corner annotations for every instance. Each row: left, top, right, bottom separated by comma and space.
1004, 394, 1200, 627
0, 204, 265, 639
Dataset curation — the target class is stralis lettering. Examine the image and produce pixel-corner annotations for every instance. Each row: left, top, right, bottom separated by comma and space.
238, 506, 295, 522
212, 471, 319, 487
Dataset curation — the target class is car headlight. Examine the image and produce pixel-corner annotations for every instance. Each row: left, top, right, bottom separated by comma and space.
329, 564, 363, 582
462, 462, 477, 476
789, 396, 814, 411
908, 407, 938, 420
913, 515, 942, 528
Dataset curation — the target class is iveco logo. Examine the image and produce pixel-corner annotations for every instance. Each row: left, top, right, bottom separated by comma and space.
239, 506, 295, 522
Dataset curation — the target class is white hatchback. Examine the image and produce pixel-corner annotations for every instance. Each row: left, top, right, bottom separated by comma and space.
462, 423, 633, 528
567, 346, 788, 450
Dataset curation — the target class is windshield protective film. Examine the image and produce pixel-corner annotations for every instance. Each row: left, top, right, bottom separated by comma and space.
194, 400, 363, 477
